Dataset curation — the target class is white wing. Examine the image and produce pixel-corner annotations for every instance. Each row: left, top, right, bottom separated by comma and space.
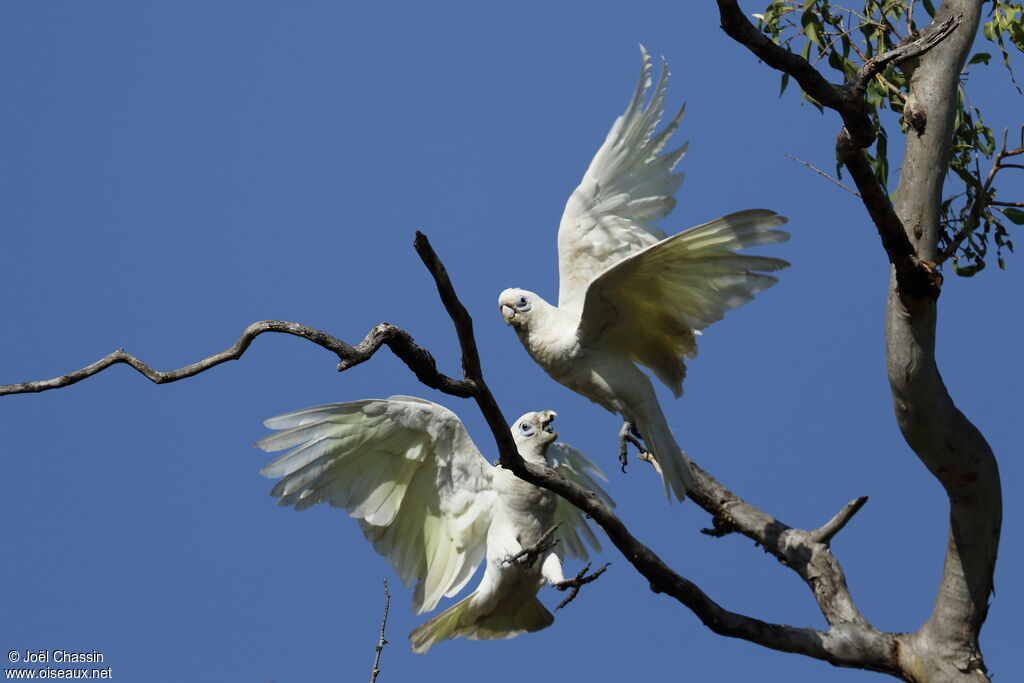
577, 210, 790, 396
546, 442, 614, 561
255, 396, 497, 614
557, 46, 688, 314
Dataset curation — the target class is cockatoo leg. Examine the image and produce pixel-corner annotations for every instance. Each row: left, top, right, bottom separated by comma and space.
617, 420, 646, 472
502, 523, 561, 568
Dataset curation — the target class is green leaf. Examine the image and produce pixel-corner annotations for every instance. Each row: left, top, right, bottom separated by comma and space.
953, 259, 985, 277
1011, 22, 1024, 52
922, 0, 936, 16
968, 52, 992, 65
779, 72, 790, 97
801, 9, 824, 48
951, 164, 983, 191
1000, 207, 1024, 224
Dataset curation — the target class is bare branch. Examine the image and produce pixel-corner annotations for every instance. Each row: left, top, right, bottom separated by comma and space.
1, 320, 474, 399
853, 14, 962, 98
785, 154, 861, 197
836, 130, 942, 303
716, 0, 868, 141
369, 579, 390, 683
554, 562, 610, 610
688, 461, 871, 630
5, 227, 902, 672
810, 496, 870, 544
408, 232, 900, 673
719, 0, 954, 304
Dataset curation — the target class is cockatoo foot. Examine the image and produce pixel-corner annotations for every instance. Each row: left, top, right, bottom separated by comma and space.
636, 450, 663, 475
617, 421, 645, 472
553, 562, 611, 610
503, 523, 562, 568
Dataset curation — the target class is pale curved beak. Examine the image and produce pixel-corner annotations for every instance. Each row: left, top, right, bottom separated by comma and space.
538, 410, 558, 441
500, 304, 516, 324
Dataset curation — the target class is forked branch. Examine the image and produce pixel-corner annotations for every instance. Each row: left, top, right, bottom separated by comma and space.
4, 232, 895, 673
718, 0, 953, 303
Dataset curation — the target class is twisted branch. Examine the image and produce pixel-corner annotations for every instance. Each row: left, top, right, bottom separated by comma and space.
3, 232, 895, 672
0, 320, 473, 398
409, 233, 897, 672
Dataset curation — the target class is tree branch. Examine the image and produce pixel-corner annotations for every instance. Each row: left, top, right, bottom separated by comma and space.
721, 1, 1000, 678
784, 153, 861, 197
408, 232, 900, 674
884, 3, 998, 678
811, 496, 870, 545
688, 462, 871, 630
0, 320, 474, 398
369, 578, 390, 683
4, 229, 902, 674
719, 0, 954, 305
853, 15, 962, 98
937, 126, 1024, 265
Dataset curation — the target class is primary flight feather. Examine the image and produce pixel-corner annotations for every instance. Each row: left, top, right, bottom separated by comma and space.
498, 47, 789, 501
254, 396, 613, 653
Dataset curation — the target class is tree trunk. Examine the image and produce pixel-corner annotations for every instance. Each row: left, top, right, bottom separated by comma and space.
887, 1, 1001, 680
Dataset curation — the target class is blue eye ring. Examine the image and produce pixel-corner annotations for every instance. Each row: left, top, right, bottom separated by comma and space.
515, 296, 531, 312
518, 421, 536, 437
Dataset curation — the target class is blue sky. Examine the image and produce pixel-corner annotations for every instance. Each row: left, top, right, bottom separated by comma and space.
2, 2, 1021, 681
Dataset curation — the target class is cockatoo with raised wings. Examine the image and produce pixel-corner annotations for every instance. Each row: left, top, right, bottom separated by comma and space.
254, 396, 612, 653
498, 48, 790, 501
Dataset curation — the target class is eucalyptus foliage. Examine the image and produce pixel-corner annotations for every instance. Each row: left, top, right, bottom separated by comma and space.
756, 0, 1023, 275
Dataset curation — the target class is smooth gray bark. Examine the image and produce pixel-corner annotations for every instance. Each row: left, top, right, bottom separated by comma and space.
889, 2, 1001, 680
720, 0, 1003, 679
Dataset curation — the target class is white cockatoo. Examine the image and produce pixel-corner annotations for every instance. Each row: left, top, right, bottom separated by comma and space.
498, 48, 790, 501
254, 396, 613, 653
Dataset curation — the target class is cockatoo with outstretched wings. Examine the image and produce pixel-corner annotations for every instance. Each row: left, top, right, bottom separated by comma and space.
498, 48, 790, 501
254, 396, 612, 653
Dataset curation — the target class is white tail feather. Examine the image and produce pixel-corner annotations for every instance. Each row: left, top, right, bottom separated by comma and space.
409, 592, 553, 654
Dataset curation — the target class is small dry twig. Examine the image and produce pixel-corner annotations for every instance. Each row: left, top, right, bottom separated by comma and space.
369, 579, 390, 683
785, 154, 861, 197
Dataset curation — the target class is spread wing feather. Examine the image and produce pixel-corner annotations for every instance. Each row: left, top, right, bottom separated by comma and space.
255, 396, 497, 614
577, 209, 790, 396
557, 46, 688, 314
546, 442, 614, 561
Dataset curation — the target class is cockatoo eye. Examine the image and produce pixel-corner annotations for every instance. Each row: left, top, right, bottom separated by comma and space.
518, 421, 536, 437
515, 296, 531, 312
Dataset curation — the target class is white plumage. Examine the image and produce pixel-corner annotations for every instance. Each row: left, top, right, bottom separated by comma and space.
254, 396, 612, 653
498, 47, 789, 501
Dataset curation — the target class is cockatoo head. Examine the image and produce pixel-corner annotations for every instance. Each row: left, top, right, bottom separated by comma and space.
511, 410, 558, 462
498, 288, 544, 330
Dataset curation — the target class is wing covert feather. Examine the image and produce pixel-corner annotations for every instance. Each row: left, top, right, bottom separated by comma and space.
577, 209, 790, 396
